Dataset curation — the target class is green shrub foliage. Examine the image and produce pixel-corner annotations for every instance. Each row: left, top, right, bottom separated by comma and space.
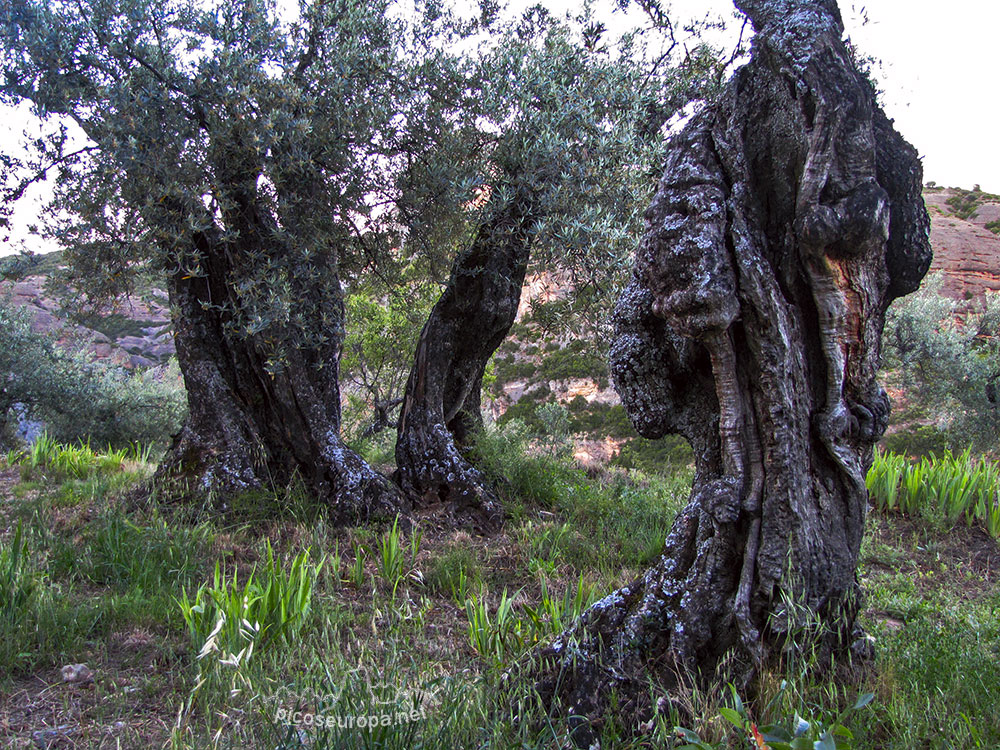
881, 276, 1000, 452
0, 299, 185, 449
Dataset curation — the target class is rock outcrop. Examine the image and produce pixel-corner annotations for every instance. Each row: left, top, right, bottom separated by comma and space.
924, 187, 1000, 300
1, 273, 174, 368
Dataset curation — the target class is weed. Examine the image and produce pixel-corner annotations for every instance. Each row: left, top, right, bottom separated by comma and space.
522, 574, 599, 639
85, 510, 213, 593
0, 521, 107, 672
348, 542, 367, 588
177, 540, 323, 666
0, 522, 37, 624
465, 589, 526, 669
11, 433, 132, 481
424, 547, 482, 606
376, 516, 419, 597
867, 449, 1000, 536
676, 683, 874, 750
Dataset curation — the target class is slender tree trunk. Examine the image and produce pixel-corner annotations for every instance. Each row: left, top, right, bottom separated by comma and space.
395, 188, 536, 529
531, 0, 931, 742
156, 232, 409, 526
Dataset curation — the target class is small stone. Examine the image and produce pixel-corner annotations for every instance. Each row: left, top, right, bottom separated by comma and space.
61, 663, 94, 684
32, 725, 77, 748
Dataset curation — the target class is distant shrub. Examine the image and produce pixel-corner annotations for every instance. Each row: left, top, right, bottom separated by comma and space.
537, 339, 606, 381
497, 399, 544, 431
567, 402, 634, 438
882, 424, 953, 458
0, 298, 185, 450
946, 192, 980, 220
881, 277, 1000, 453
535, 402, 572, 455
493, 358, 536, 383
612, 435, 694, 475
944, 186, 1000, 221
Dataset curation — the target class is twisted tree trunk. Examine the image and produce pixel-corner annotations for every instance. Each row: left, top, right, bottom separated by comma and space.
156, 225, 409, 525
532, 0, 931, 741
395, 188, 536, 530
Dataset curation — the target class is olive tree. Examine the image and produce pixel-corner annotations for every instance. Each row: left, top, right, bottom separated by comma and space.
882, 277, 1000, 452
531, 0, 931, 741
1, 0, 474, 521
393, 8, 723, 527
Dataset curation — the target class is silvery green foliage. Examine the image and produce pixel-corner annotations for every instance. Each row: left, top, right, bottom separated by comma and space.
882, 275, 1000, 451
0, 299, 185, 449
3, 0, 427, 365
1, 0, 721, 355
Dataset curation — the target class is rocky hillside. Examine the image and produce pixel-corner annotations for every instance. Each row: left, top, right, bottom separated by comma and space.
0, 257, 174, 369
924, 186, 1000, 300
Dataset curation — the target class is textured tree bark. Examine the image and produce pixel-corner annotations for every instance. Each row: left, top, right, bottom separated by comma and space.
531, 0, 931, 741
155, 239, 409, 526
395, 188, 536, 530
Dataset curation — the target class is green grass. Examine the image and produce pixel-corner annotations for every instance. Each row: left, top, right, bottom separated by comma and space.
423, 546, 483, 605
84, 510, 214, 592
867, 449, 1000, 536
2, 428, 1000, 748
7, 432, 152, 482
177, 540, 323, 681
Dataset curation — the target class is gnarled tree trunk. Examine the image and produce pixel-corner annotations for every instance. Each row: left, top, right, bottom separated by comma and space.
157, 242, 409, 526
395, 188, 536, 529
531, 0, 931, 741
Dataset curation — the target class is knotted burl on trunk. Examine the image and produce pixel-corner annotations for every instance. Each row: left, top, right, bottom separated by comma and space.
528, 0, 931, 742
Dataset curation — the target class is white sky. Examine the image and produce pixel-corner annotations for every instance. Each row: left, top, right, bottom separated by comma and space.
3, 0, 998, 257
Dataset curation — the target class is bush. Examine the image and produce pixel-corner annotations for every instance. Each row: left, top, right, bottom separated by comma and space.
943, 186, 999, 221
537, 339, 606, 382
0, 298, 186, 450
535, 402, 572, 455
612, 435, 694, 475
881, 277, 1000, 452
496, 399, 544, 431
567, 402, 635, 438
881, 424, 953, 458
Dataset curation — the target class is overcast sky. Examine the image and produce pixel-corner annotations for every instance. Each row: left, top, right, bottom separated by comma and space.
3, 0, 997, 257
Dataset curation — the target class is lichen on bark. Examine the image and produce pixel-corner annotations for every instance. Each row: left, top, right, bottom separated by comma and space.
394, 188, 536, 531
528, 0, 931, 742
155, 234, 410, 527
